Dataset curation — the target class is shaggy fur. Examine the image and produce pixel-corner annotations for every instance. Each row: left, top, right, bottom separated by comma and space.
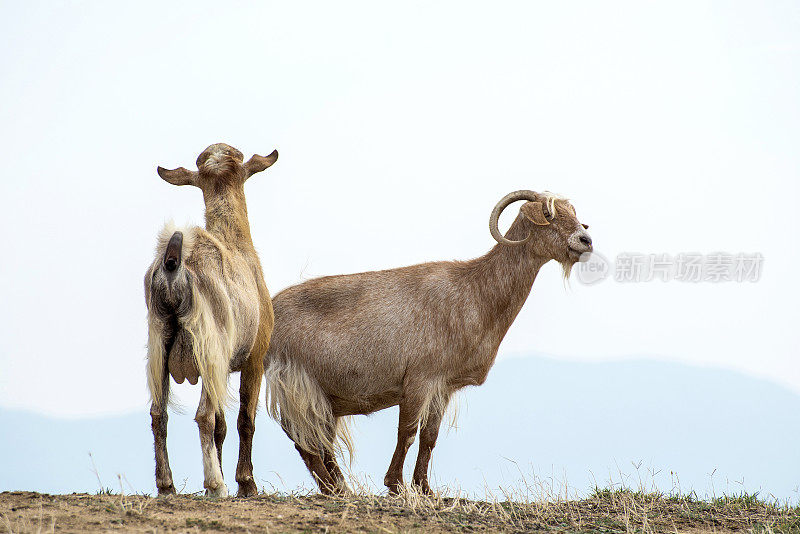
264, 189, 592, 495
145, 223, 254, 413
265, 355, 355, 461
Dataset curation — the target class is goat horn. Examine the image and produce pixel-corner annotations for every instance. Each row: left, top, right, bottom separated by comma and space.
489, 190, 539, 246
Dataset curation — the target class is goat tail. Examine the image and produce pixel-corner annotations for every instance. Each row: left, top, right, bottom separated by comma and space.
265, 355, 354, 463
162, 230, 183, 272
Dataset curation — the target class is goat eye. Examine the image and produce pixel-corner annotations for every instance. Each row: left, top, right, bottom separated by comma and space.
582, 223, 589, 230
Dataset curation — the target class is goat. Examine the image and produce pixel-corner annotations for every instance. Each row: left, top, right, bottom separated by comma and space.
264, 190, 593, 494
144, 143, 278, 497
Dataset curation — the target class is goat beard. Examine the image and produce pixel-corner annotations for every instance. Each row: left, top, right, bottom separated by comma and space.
560, 259, 575, 282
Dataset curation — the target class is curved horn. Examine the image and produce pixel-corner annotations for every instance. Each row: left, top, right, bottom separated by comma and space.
489, 190, 539, 246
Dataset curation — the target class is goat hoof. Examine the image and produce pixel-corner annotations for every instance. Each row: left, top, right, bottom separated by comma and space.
236, 480, 258, 498
318, 484, 336, 496
414, 480, 432, 495
157, 484, 176, 496
385, 481, 402, 496
335, 484, 352, 496
204, 483, 229, 498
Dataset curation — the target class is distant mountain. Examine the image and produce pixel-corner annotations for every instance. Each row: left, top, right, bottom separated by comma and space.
2, 357, 798, 502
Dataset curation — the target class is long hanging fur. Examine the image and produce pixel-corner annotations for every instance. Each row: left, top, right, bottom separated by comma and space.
145, 223, 232, 413
181, 283, 235, 412
417, 378, 453, 431
146, 314, 169, 409
265, 355, 355, 462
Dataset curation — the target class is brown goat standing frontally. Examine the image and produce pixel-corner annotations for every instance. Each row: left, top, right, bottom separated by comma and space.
144, 143, 277, 497
265, 190, 593, 494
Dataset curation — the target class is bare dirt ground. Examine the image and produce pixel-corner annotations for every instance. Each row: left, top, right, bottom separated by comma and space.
1, 489, 798, 533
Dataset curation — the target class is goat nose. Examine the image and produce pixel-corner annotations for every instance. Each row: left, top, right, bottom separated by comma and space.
579, 234, 592, 248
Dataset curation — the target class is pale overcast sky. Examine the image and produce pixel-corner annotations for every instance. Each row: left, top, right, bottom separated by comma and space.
1, 2, 798, 416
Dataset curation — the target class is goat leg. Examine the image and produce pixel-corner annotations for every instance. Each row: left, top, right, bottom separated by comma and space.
214, 411, 226, 472
384, 394, 424, 495
412, 402, 447, 495
235, 353, 262, 497
321, 416, 349, 494
321, 448, 348, 493
150, 372, 175, 496
294, 444, 338, 495
196, 390, 227, 497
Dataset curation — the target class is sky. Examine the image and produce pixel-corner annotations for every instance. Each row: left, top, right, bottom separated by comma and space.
0, 1, 799, 419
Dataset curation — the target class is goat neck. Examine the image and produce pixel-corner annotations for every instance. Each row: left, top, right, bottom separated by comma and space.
469, 212, 549, 335
202, 185, 254, 246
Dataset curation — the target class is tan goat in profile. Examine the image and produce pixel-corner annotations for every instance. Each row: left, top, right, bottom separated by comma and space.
265, 190, 592, 495
144, 143, 277, 497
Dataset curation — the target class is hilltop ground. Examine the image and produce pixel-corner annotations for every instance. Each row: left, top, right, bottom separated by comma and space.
1, 488, 798, 533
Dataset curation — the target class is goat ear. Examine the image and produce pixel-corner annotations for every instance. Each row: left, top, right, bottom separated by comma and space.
244, 150, 278, 179
520, 201, 550, 226
157, 166, 198, 186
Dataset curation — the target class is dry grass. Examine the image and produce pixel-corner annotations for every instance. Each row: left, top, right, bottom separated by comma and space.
2, 466, 798, 533
2, 481, 798, 533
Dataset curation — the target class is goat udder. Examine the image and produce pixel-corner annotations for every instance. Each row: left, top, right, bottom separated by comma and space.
168, 356, 185, 384
167, 352, 200, 385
